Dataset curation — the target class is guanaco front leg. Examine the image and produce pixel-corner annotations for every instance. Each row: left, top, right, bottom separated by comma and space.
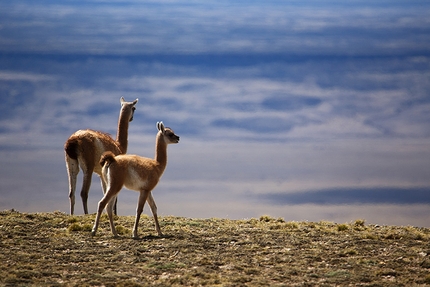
147, 193, 163, 236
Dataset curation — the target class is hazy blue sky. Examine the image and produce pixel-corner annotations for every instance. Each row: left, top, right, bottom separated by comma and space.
1, 0, 430, 227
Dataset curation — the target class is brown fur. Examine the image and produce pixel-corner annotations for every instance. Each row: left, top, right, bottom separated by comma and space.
64, 97, 138, 215
91, 122, 180, 238
99, 151, 116, 167
66, 130, 115, 160
64, 138, 79, 160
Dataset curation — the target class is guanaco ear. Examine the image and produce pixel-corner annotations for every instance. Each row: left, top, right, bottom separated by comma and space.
157, 121, 165, 133
132, 98, 138, 105
120, 96, 125, 104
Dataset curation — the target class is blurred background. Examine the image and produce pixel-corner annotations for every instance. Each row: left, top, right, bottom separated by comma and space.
1, 0, 430, 226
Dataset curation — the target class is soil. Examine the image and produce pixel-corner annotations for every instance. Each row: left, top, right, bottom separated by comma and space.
0, 210, 429, 286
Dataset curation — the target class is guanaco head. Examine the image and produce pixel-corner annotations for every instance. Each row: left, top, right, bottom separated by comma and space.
120, 97, 138, 122
157, 121, 180, 144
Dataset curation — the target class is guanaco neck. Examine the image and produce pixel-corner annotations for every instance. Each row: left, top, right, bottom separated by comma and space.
154, 132, 168, 172
116, 108, 131, 154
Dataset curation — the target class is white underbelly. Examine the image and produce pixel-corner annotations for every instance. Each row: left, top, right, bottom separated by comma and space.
124, 167, 148, 191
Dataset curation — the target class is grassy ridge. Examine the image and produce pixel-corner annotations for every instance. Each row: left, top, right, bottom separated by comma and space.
0, 210, 429, 286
